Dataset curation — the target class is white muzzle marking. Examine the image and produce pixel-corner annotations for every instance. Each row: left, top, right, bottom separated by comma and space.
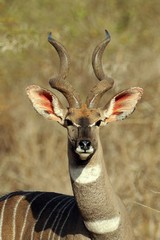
84, 216, 120, 234
75, 145, 94, 160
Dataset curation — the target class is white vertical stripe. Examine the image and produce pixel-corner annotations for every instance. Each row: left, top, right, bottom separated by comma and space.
57, 202, 75, 240
12, 195, 28, 240
47, 198, 73, 240
19, 192, 44, 240
40, 196, 70, 240
0, 192, 16, 240
30, 195, 62, 240
0, 198, 9, 240
50, 198, 74, 240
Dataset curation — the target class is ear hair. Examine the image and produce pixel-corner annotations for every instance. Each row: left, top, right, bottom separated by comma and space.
26, 85, 66, 124
103, 87, 143, 123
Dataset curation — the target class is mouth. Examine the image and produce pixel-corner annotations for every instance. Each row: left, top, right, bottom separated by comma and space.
75, 146, 94, 161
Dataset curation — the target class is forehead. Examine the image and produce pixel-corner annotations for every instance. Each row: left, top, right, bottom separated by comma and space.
67, 104, 100, 126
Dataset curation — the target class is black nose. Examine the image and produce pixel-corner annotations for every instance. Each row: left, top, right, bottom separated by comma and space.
79, 140, 91, 151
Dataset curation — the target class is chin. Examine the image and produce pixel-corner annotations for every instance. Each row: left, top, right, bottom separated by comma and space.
75, 152, 94, 165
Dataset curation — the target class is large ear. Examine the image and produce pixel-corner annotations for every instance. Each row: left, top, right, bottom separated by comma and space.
26, 85, 66, 124
103, 87, 143, 123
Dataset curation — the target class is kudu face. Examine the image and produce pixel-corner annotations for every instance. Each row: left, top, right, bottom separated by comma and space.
64, 105, 102, 161
26, 30, 143, 163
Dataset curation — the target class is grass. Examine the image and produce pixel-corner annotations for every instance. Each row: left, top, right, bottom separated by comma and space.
0, 0, 160, 239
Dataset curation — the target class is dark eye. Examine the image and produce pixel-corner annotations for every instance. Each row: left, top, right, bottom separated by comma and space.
65, 119, 73, 126
95, 120, 102, 127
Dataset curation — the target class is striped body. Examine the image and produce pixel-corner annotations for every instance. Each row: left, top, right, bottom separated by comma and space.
0, 191, 90, 240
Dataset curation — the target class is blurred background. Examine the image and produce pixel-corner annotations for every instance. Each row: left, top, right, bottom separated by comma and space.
0, 0, 160, 239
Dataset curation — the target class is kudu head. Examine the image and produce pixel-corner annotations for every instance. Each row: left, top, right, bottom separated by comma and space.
26, 30, 143, 163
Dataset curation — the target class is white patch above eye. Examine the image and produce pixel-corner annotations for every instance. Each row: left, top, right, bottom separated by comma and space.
84, 216, 120, 234
73, 122, 81, 127
70, 164, 101, 184
89, 122, 96, 127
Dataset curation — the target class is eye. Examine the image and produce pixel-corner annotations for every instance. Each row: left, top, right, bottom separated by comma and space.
95, 120, 102, 127
65, 119, 73, 126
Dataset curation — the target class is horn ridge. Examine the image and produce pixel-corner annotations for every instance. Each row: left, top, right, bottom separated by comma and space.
48, 32, 81, 108
86, 30, 114, 108
92, 29, 111, 81
48, 32, 70, 79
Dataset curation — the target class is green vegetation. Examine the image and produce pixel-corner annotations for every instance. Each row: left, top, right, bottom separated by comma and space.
0, 1, 160, 239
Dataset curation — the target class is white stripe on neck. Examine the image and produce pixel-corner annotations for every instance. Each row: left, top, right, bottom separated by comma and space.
70, 164, 101, 184
84, 216, 120, 234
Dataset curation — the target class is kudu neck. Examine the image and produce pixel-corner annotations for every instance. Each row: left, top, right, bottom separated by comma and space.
68, 137, 120, 220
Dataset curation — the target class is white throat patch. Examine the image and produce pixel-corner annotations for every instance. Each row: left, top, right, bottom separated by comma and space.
70, 164, 101, 184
